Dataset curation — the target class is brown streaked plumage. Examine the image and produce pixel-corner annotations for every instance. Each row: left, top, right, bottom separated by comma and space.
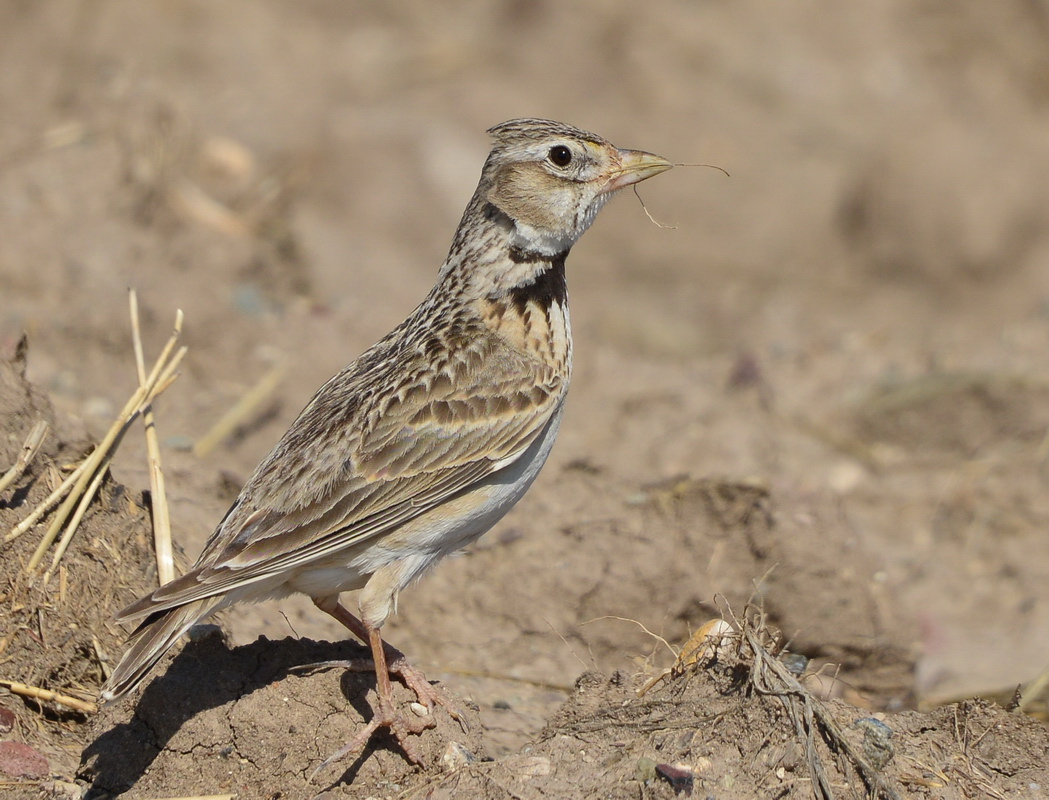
102, 118, 672, 774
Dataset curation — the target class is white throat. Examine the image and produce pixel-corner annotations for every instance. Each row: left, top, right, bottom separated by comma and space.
509, 219, 576, 256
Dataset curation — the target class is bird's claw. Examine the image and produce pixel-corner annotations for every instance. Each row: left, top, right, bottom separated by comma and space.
310, 691, 435, 781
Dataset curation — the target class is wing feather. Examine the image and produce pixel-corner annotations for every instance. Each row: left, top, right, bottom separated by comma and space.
117, 329, 564, 622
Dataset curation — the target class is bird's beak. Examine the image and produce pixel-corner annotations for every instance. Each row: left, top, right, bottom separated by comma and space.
600, 149, 673, 194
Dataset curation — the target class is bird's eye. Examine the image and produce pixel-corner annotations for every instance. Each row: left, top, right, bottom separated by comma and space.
548, 145, 573, 167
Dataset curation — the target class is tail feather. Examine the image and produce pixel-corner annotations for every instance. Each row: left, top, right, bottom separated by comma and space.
101, 598, 218, 702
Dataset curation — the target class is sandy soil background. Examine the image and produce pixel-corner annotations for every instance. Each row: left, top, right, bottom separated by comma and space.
2, 1, 1049, 797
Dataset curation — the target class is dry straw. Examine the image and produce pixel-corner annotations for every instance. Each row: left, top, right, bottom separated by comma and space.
130, 288, 177, 585
192, 360, 286, 458
0, 420, 49, 496
0, 678, 97, 714
4, 295, 186, 586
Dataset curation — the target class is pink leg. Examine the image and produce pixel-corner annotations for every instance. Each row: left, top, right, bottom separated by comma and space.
313, 598, 462, 718
305, 597, 464, 777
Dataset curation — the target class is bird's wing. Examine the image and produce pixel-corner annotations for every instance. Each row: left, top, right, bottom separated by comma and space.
117, 333, 565, 621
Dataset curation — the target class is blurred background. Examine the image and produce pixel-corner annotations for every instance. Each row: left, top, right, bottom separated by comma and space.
2, 0, 1049, 755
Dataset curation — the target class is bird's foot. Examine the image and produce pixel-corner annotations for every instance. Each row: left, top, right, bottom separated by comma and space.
386, 652, 466, 728
294, 655, 467, 729
310, 688, 435, 781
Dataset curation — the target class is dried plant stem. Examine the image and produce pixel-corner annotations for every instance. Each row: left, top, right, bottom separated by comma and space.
632, 185, 677, 229
192, 361, 286, 458
637, 618, 734, 697
130, 288, 179, 585
5, 458, 92, 543
41, 451, 112, 583
0, 678, 97, 714
22, 320, 186, 575
743, 624, 901, 800
0, 420, 49, 496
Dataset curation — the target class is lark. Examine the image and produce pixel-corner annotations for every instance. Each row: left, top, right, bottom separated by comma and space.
102, 118, 672, 771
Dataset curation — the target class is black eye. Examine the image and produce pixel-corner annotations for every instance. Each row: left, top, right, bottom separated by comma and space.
548, 145, 573, 167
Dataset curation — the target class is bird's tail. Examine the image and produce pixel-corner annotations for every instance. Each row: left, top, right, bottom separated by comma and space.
100, 597, 219, 702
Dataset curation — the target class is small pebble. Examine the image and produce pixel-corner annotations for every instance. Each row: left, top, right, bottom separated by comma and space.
854, 717, 894, 770
49, 779, 82, 799
0, 705, 14, 733
441, 741, 475, 772
657, 762, 696, 794
780, 652, 809, 676
409, 701, 430, 717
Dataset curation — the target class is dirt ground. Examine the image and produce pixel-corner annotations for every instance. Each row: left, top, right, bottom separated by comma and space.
2, 1, 1049, 798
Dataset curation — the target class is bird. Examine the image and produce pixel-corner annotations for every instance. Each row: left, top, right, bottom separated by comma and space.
101, 118, 673, 771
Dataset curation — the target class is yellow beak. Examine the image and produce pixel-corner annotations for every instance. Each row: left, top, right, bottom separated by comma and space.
600, 149, 673, 194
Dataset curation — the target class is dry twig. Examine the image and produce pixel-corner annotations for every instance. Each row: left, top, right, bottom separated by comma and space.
7, 305, 186, 577
0, 678, 97, 714
192, 361, 286, 458
130, 288, 179, 585
637, 617, 734, 697
0, 421, 49, 497
4, 457, 91, 543
741, 613, 901, 800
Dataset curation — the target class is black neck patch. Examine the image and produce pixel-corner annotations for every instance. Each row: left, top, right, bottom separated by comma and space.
504, 251, 568, 314
508, 245, 567, 265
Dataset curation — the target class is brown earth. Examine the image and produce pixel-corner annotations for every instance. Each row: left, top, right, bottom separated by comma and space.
2, 1, 1049, 798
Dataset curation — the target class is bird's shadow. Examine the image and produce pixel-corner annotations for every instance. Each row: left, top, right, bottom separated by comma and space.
79, 631, 376, 797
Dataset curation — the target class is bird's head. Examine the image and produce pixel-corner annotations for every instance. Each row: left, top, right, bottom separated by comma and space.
482, 118, 673, 256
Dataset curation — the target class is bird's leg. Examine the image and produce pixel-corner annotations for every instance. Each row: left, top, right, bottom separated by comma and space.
308, 622, 434, 778
309, 598, 462, 721
302, 598, 466, 775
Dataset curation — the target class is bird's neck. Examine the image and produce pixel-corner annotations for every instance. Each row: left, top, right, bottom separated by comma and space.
430, 197, 573, 374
